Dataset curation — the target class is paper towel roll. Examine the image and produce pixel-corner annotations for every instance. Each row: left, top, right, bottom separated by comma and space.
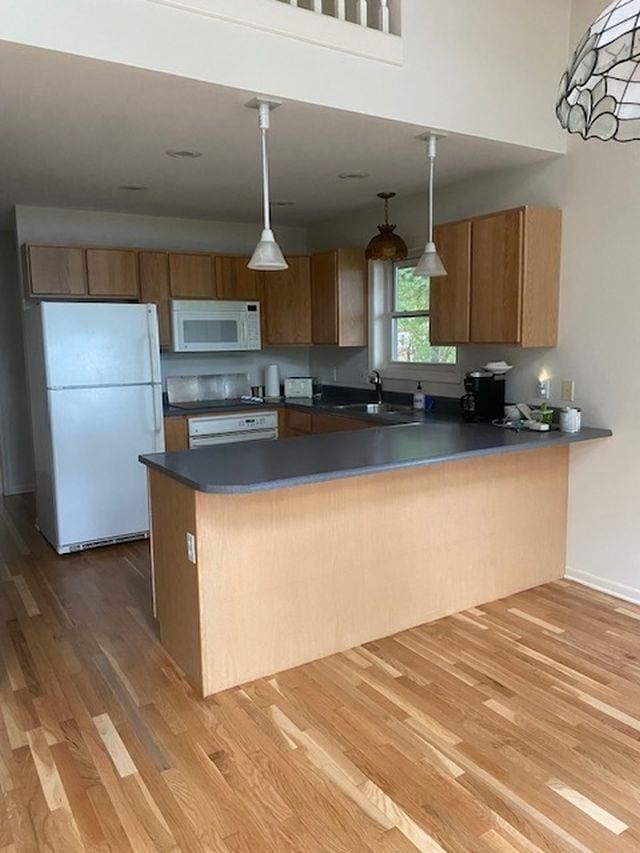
265, 364, 280, 398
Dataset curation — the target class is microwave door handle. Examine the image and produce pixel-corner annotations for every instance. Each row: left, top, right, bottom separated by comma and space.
241, 319, 248, 348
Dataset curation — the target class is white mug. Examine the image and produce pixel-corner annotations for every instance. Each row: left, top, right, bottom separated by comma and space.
560, 407, 581, 433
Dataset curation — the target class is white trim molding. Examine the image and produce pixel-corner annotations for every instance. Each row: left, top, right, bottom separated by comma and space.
145, 0, 404, 66
565, 567, 640, 606
368, 260, 462, 386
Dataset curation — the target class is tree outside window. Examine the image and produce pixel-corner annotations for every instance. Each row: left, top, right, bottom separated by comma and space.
391, 261, 456, 366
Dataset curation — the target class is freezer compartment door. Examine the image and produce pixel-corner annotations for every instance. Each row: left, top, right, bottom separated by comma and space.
48, 384, 164, 550
41, 302, 161, 388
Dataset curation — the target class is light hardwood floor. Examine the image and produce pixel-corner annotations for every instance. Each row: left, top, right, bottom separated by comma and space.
1, 493, 640, 851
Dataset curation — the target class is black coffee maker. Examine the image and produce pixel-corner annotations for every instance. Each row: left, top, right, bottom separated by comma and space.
460, 370, 506, 422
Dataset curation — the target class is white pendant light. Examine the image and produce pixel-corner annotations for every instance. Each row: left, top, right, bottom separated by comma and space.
415, 134, 447, 278
247, 99, 288, 271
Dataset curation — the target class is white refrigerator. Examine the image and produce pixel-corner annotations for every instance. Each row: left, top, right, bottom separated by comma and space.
25, 302, 164, 554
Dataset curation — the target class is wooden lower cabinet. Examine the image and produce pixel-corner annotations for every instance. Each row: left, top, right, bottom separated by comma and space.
86, 249, 139, 298
167, 409, 373, 447
164, 418, 189, 452
311, 412, 373, 434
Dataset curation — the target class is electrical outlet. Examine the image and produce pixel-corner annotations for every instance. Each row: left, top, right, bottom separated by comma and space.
186, 532, 197, 564
537, 378, 551, 400
561, 379, 575, 403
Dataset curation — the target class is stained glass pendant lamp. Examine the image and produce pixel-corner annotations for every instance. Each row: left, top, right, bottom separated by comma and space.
365, 193, 408, 262
247, 98, 288, 271
558, 0, 640, 141
415, 134, 447, 278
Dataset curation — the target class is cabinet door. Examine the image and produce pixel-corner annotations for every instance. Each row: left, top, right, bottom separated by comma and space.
430, 221, 472, 345
336, 248, 367, 347
169, 253, 216, 299
284, 409, 313, 436
164, 418, 189, 452
263, 257, 312, 346
470, 210, 523, 344
86, 249, 139, 298
311, 251, 338, 344
215, 256, 261, 301
26, 246, 86, 297
140, 252, 172, 348
312, 413, 371, 434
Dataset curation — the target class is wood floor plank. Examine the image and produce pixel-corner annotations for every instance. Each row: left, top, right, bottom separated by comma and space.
2, 493, 640, 851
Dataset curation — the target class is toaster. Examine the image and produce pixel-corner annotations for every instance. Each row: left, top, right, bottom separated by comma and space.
284, 377, 314, 399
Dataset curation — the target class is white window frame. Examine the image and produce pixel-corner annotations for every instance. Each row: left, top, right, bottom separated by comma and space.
369, 257, 461, 384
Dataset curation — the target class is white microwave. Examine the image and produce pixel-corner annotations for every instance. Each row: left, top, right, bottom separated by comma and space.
171, 300, 261, 353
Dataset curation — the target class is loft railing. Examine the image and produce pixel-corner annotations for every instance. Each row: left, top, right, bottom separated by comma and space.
279, 0, 399, 36
147, 0, 403, 63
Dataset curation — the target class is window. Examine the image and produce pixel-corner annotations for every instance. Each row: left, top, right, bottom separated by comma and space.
390, 260, 457, 367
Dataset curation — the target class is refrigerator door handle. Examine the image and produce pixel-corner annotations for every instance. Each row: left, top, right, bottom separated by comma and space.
146, 306, 161, 385
152, 385, 163, 439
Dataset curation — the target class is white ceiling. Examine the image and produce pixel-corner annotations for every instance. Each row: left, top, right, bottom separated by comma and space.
0, 41, 560, 230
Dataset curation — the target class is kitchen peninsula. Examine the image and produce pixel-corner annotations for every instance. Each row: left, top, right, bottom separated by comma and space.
140, 421, 610, 697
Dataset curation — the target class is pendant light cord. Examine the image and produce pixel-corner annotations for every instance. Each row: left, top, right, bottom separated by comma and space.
259, 103, 272, 233
427, 134, 436, 246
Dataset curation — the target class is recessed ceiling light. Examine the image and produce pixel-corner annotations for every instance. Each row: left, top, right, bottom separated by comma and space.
118, 185, 148, 192
166, 149, 203, 159
272, 201, 295, 207
338, 171, 370, 180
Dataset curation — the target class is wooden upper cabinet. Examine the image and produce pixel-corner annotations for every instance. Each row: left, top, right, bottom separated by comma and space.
311, 248, 367, 347
169, 253, 216, 299
311, 251, 338, 345
26, 246, 86, 297
430, 220, 472, 345
86, 249, 139, 299
215, 256, 262, 302
139, 252, 172, 348
469, 206, 561, 347
263, 256, 312, 346
470, 209, 523, 345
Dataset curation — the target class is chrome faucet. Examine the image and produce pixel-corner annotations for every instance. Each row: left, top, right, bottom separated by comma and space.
369, 370, 383, 404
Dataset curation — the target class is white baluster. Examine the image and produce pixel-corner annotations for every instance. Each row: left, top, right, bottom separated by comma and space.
312, 0, 322, 12
289, 0, 298, 6
335, 0, 346, 20
356, 0, 367, 27
379, 0, 389, 33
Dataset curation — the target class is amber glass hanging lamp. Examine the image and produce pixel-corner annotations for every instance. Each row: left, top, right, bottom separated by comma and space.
365, 192, 408, 262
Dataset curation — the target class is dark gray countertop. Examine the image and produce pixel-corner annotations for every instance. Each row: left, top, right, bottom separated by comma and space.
140, 420, 612, 494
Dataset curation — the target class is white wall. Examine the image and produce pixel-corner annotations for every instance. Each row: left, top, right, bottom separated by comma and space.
1, 0, 570, 154
311, 0, 640, 602
0, 229, 33, 494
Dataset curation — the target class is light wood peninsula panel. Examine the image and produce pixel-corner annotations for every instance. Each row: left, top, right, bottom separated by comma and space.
149, 444, 569, 696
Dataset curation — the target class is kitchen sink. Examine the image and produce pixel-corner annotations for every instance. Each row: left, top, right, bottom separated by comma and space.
334, 403, 413, 415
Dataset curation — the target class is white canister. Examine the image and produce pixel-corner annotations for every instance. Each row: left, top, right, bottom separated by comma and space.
559, 407, 582, 433
265, 364, 280, 399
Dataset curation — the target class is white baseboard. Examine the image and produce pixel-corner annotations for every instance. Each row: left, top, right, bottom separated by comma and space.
565, 567, 640, 606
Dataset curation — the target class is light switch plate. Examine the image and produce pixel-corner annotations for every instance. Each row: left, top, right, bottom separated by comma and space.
186, 532, 197, 564
561, 380, 575, 402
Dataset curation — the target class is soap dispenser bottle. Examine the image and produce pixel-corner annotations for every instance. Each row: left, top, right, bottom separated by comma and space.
413, 381, 426, 410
